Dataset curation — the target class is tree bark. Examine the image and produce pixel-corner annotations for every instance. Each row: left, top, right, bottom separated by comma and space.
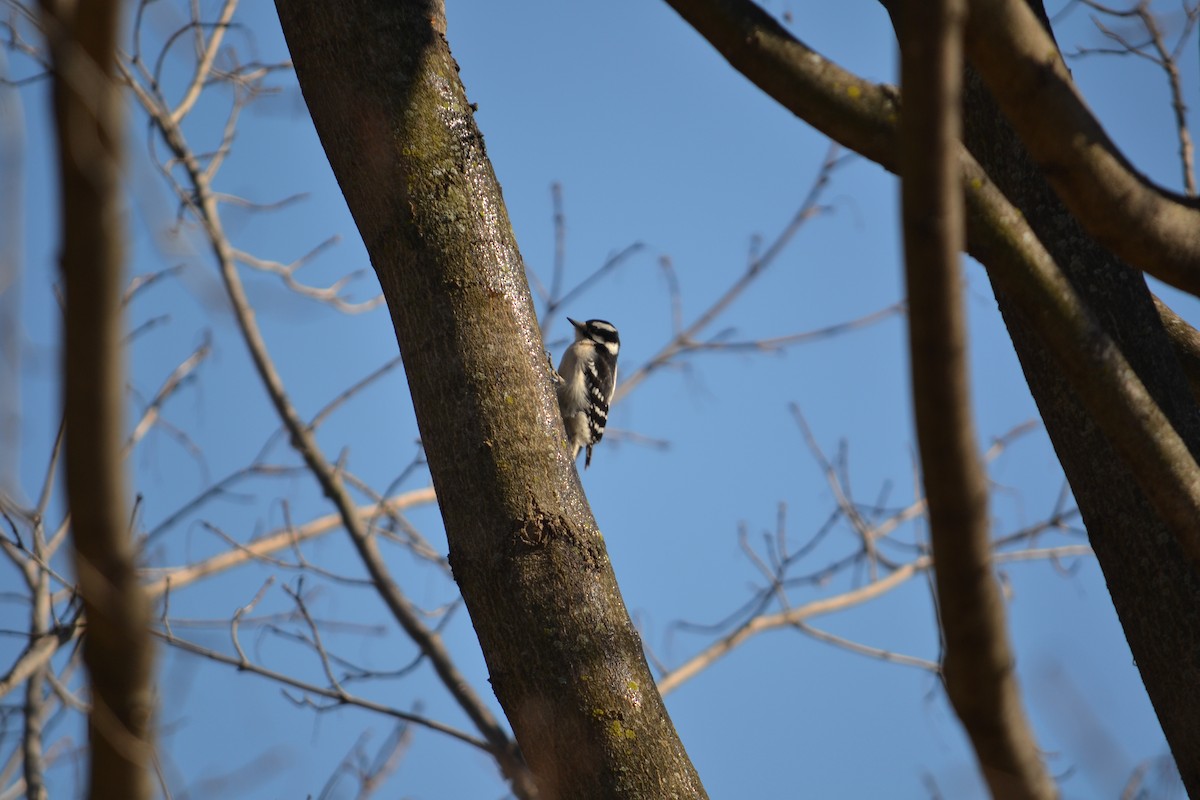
960, 60, 1200, 800
41, 0, 156, 797
965, 0, 1200, 297
272, 2, 707, 797
899, 2, 1056, 795
894, 1, 1200, 792
666, 0, 1200, 793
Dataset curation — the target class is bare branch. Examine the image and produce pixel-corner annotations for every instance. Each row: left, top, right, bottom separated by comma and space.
39, 0, 156, 794
21, 458, 53, 800
662, 537, 1087, 695
965, 0, 1200, 295
307, 355, 403, 431
143, 488, 436, 597
123, 333, 210, 456
0, 618, 81, 712
548, 182, 565, 307
964, 151, 1200, 576
615, 143, 846, 403
154, 628, 491, 753
675, 302, 904, 354
169, 0, 236, 123
540, 241, 645, 335
1154, 294, 1200, 403
116, 59, 532, 791
664, 0, 1200, 610
1072, 0, 1198, 196
317, 722, 414, 800
659, 541, 1090, 696
232, 242, 382, 313
901, 1, 1053, 793
791, 620, 939, 672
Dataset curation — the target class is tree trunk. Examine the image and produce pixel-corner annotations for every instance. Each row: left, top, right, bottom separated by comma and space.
961, 60, 1200, 795
272, 2, 707, 797
888, 2, 1200, 792
664, 0, 1200, 792
940, 4, 1200, 796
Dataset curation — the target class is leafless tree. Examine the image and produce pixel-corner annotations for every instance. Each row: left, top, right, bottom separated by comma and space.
2, 0, 1196, 797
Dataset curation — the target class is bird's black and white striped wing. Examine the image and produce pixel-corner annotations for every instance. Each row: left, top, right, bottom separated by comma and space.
582, 357, 616, 467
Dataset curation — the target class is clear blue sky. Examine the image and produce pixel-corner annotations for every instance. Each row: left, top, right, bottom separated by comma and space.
3, 0, 1192, 797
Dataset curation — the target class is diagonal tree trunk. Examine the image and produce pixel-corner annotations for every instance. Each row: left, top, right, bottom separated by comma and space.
272, 2, 707, 797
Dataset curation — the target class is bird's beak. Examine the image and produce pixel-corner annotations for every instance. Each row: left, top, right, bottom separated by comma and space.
567, 317, 585, 331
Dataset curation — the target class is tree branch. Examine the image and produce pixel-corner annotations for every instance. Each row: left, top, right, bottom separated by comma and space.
143, 489, 437, 597
657, 545, 1090, 696
900, 1, 1053, 794
965, 0, 1200, 296
962, 150, 1200, 577
664, 0, 1200, 789
154, 629, 490, 752
39, 0, 155, 795
1155, 295, 1200, 402
663, 0, 1200, 616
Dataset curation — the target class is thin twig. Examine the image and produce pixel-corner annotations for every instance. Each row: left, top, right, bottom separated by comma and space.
614, 142, 846, 404
116, 64, 531, 789
656, 544, 1090, 696
123, 334, 211, 456
143, 488, 437, 597
170, 0, 237, 123
1073, 0, 1198, 195
155, 629, 491, 752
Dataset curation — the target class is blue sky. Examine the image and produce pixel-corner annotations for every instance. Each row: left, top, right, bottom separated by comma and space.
2, 0, 1193, 797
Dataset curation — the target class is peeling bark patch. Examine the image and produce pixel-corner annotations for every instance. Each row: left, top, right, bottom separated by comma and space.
514, 512, 552, 548
511, 496, 563, 549
511, 497, 592, 551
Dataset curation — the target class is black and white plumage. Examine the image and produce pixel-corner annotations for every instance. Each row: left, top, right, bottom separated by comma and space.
555, 318, 620, 468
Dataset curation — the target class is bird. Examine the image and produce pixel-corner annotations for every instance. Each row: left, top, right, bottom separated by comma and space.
554, 317, 620, 468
